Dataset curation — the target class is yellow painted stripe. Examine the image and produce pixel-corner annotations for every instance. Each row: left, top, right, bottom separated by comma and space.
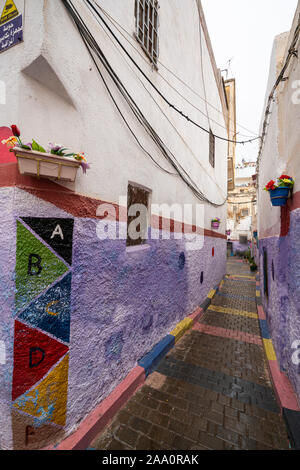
208, 305, 258, 319
207, 289, 216, 299
226, 274, 256, 280
263, 339, 277, 361
171, 317, 193, 342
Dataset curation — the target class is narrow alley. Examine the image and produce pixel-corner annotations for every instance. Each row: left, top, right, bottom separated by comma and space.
1, 0, 300, 455
91, 258, 290, 451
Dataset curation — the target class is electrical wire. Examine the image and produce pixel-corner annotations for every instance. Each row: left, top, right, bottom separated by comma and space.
92, 5, 228, 200
93, 0, 260, 139
83, 0, 260, 146
62, 0, 227, 206
256, 14, 300, 181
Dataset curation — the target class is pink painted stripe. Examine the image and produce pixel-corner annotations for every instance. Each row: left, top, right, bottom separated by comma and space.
226, 275, 256, 283
188, 307, 204, 325
268, 360, 300, 411
193, 323, 262, 346
257, 305, 266, 320
53, 366, 145, 450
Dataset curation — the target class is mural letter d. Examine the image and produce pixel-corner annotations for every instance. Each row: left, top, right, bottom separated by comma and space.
29, 347, 45, 368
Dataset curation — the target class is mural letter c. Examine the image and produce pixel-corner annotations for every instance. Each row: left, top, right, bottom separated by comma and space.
46, 300, 59, 316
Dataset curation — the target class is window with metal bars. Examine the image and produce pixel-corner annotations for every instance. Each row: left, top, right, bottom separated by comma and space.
209, 129, 215, 168
134, 0, 159, 65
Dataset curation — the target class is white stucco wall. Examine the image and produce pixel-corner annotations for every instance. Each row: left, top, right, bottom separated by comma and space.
0, 0, 228, 230
257, 14, 300, 237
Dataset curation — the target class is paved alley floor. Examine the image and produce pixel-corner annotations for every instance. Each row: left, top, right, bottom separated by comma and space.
91, 258, 290, 450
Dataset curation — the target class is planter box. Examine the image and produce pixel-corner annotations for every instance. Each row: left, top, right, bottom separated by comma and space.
13, 148, 81, 182
269, 187, 290, 207
211, 222, 220, 229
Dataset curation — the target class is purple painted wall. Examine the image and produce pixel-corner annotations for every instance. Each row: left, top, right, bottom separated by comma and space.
231, 240, 251, 255
259, 208, 300, 403
0, 187, 226, 449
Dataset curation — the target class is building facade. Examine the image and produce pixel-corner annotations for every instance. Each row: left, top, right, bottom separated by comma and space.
0, 0, 231, 449
257, 1, 300, 405
227, 160, 257, 256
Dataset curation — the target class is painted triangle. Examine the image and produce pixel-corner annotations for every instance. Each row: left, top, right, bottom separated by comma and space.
0, 0, 19, 25
13, 355, 69, 427
21, 218, 74, 265
12, 321, 69, 401
15, 221, 69, 313
18, 273, 72, 343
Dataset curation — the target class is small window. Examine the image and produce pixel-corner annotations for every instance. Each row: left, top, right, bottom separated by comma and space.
239, 235, 248, 245
241, 208, 249, 217
134, 0, 159, 65
209, 129, 215, 168
127, 183, 150, 247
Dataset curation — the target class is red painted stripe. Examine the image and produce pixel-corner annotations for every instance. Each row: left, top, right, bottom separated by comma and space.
54, 366, 145, 450
193, 323, 262, 346
151, 214, 226, 239
257, 306, 266, 320
268, 361, 300, 411
188, 307, 204, 324
0, 163, 226, 239
256, 304, 299, 411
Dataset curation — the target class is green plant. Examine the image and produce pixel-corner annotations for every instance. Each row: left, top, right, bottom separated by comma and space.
264, 175, 294, 192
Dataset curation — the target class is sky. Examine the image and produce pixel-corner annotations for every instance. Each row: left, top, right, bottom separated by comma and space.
201, 0, 298, 164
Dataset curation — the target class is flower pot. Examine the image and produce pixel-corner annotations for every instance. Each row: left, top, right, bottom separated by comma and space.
269, 187, 290, 207
211, 222, 220, 229
13, 148, 81, 182
226, 230, 231, 236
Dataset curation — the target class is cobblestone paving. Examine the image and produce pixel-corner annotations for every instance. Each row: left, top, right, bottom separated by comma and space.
91, 259, 290, 450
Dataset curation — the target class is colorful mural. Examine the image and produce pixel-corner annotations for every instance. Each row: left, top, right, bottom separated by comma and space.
12, 217, 73, 448
0, 183, 226, 449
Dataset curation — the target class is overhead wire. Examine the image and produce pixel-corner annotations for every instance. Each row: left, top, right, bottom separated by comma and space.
62, 0, 227, 206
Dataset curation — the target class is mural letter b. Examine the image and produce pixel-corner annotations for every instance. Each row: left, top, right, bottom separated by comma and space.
28, 254, 42, 276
